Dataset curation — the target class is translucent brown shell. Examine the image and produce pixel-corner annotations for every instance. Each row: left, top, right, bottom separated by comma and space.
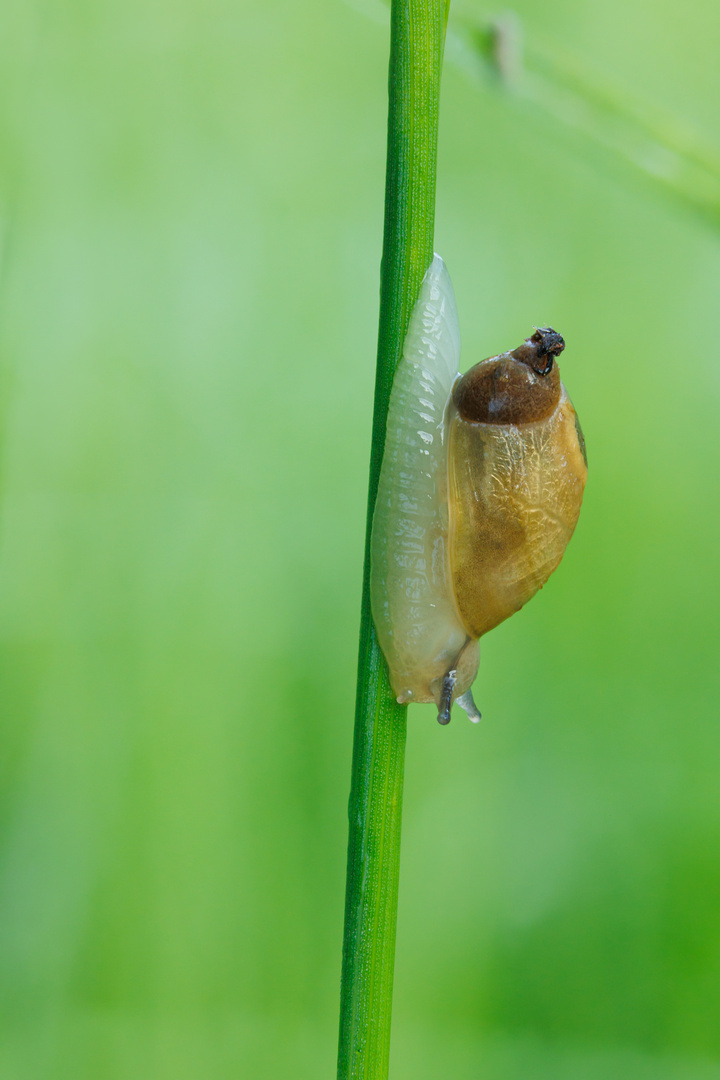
370, 255, 587, 723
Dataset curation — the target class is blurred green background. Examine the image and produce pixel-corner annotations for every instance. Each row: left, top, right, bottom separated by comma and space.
1, 0, 720, 1077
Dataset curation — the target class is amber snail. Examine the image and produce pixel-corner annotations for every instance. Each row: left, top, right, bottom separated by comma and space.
370, 255, 587, 725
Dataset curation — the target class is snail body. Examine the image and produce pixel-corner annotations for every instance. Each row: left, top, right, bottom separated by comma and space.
370, 255, 587, 724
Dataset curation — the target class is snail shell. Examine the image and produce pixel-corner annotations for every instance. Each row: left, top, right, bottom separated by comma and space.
370, 254, 587, 724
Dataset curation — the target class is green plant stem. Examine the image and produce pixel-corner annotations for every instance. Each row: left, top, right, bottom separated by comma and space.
337, 3, 450, 1079
350, 3, 720, 225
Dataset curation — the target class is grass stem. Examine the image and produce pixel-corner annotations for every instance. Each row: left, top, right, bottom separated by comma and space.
337, 2, 450, 1078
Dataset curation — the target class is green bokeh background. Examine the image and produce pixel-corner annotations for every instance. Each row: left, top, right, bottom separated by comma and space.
1, 0, 720, 1077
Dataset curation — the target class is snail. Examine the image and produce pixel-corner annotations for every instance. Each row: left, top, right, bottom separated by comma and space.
370, 255, 587, 725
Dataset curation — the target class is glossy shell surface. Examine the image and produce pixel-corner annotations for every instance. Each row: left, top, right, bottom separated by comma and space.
448, 389, 586, 639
